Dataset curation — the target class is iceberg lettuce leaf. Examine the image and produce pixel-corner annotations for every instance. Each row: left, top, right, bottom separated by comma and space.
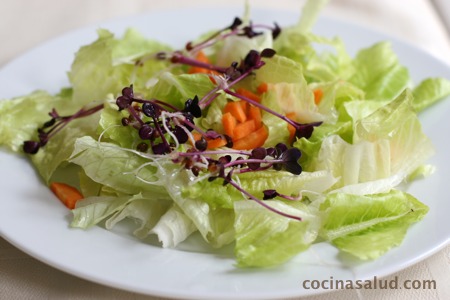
234, 200, 321, 267
349, 42, 410, 100
412, 77, 450, 112
320, 190, 428, 259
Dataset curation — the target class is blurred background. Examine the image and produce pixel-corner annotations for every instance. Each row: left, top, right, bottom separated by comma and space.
0, 0, 449, 67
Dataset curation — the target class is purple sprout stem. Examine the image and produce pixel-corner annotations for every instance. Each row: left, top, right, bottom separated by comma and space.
181, 118, 209, 136
225, 89, 298, 128
133, 98, 180, 112
172, 53, 228, 73
46, 104, 104, 139
189, 27, 240, 53
127, 106, 145, 126
277, 193, 302, 201
152, 116, 170, 147
199, 63, 263, 108
228, 179, 302, 221
199, 86, 222, 108
236, 165, 273, 174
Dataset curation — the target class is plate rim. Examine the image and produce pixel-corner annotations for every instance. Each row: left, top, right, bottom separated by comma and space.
1, 6, 450, 299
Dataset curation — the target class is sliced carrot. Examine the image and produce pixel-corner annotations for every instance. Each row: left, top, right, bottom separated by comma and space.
188, 51, 210, 74
256, 82, 269, 94
238, 100, 249, 114
286, 112, 297, 143
233, 126, 269, 150
313, 89, 323, 105
206, 137, 228, 149
50, 182, 83, 210
223, 101, 247, 123
192, 132, 227, 149
236, 88, 261, 103
233, 119, 256, 140
222, 112, 237, 138
248, 105, 262, 129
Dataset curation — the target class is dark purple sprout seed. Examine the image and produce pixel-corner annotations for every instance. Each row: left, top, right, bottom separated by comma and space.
139, 124, 154, 140
137, 142, 149, 152
263, 189, 279, 200
195, 137, 208, 151
173, 126, 189, 144
23, 141, 40, 154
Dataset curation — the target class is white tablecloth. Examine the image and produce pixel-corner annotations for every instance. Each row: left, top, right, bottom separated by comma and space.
1, 1, 449, 299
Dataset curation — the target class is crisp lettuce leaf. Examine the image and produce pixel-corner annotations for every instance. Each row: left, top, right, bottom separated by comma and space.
69, 136, 168, 197
320, 190, 428, 259
199, 94, 227, 134
295, 121, 352, 171
264, 82, 321, 124
158, 167, 236, 248
148, 204, 198, 247
354, 89, 434, 176
349, 42, 410, 100
72, 194, 135, 229
256, 55, 305, 84
234, 200, 320, 267
274, 31, 353, 83
296, 0, 330, 33
314, 135, 391, 188
308, 90, 434, 188
31, 117, 100, 183
412, 77, 450, 112
111, 28, 170, 65
300, 34, 354, 83
311, 80, 365, 120
0, 90, 101, 182
98, 101, 140, 148
105, 197, 172, 240
216, 32, 273, 66
68, 29, 170, 105
0, 91, 71, 152
147, 72, 215, 108
183, 170, 337, 209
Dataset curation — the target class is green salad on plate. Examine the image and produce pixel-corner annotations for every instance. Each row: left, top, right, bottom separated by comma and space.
1, 0, 450, 268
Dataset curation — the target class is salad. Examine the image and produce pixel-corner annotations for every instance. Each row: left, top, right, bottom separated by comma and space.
1, 0, 450, 268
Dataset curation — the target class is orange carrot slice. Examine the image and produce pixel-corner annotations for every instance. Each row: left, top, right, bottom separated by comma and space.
50, 182, 83, 210
188, 51, 210, 74
313, 89, 323, 105
206, 137, 228, 149
223, 101, 247, 123
222, 112, 237, 138
236, 88, 261, 103
248, 105, 262, 129
192, 132, 227, 149
256, 82, 269, 94
286, 112, 297, 143
233, 126, 269, 150
233, 119, 256, 140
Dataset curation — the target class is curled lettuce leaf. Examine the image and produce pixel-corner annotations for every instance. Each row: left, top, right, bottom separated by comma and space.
320, 190, 428, 259
234, 200, 321, 267
412, 77, 450, 112
69, 29, 170, 105
349, 42, 410, 100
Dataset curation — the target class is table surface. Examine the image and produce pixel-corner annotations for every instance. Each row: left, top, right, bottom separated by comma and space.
1, 1, 449, 299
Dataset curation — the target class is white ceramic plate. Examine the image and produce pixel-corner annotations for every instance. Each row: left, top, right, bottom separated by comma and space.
0, 7, 449, 300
